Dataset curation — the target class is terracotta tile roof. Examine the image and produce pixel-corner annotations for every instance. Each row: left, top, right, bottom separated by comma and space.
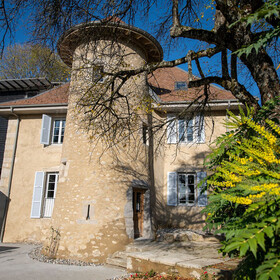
103, 16, 126, 24
0, 67, 236, 107
0, 83, 69, 106
148, 67, 236, 102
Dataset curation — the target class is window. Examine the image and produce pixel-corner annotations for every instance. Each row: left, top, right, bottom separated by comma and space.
175, 81, 187, 90
167, 171, 207, 206
178, 118, 194, 142
167, 114, 205, 144
52, 119, 65, 144
30, 172, 59, 218
92, 65, 104, 83
40, 114, 66, 145
178, 173, 195, 205
142, 123, 149, 145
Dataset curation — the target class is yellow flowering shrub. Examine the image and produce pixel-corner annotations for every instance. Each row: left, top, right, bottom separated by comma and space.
203, 105, 280, 280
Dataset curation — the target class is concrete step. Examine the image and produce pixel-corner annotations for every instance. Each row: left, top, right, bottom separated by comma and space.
125, 239, 154, 253
106, 256, 127, 268
156, 229, 222, 244
106, 251, 128, 268
126, 250, 236, 279
112, 251, 128, 258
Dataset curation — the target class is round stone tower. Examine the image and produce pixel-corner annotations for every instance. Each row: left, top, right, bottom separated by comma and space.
53, 19, 163, 263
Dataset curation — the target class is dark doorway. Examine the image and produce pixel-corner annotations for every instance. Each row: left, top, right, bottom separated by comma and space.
133, 188, 145, 238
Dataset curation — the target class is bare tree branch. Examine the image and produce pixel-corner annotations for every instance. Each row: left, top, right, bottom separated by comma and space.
222, 49, 229, 79
189, 76, 260, 110
231, 53, 237, 81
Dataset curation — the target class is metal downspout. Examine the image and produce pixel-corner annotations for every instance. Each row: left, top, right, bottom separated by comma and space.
0, 107, 20, 242
226, 100, 231, 132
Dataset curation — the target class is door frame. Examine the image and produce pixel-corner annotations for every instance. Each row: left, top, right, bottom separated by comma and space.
132, 188, 146, 238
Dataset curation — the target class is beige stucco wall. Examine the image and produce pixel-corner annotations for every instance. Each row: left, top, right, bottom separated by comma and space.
1, 115, 64, 242
153, 110, 227, 230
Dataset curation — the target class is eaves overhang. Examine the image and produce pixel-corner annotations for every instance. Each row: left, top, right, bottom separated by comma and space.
58, 20, 163, 67
0, 103, 68, 116
155, 99, 242, 112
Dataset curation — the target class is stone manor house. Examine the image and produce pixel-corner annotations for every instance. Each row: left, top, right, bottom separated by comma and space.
0, 19, 240, 263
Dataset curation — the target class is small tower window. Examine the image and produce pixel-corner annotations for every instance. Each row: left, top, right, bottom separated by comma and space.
92, 65, 104, 83
175, 81, 187, 90
142, 123, 149, 145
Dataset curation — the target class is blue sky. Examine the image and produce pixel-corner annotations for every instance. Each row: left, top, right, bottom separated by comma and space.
5, 2, 263, 101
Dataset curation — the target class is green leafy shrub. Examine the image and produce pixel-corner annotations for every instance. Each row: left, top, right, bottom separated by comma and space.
203, 105, 280, 280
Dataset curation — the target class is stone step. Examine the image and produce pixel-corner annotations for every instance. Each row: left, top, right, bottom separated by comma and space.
126, 250, 236, 279
112, 251, 129, 259
156, 229, 222, 244
106, 256, 127, 268
126, 239, 154, 253
106, 251, 128, 268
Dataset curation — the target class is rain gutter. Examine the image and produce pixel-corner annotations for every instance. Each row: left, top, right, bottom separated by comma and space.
0, 107, 20, 242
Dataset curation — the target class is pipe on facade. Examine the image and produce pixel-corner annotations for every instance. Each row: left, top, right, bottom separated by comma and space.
226, 100, 231, 132
0, 107, 20, 242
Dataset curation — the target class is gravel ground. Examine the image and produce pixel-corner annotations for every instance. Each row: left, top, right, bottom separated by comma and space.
28, 246, 135, 280
28, 245, 99, 266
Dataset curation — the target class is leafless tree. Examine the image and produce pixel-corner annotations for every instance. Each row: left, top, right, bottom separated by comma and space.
1, 0, 279, 126
1, 1, 279, 102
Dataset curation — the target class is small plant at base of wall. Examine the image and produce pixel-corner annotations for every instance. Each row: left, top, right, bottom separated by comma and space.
42, 226, 61, 259
123, 270, 199, 280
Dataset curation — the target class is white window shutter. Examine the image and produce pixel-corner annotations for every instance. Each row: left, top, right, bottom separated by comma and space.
178, 119, 185, 142
30, 171, 45, 218
195, 114, 205, 143
40, 114, 52, 145
197, 171, 207, 206
167, 116, 177, 144
167, 172, 178, 206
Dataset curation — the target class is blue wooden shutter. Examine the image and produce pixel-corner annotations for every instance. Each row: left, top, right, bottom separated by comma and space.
197, 171, 207, 206
30, 171, 45, 218
167, 116, 177, 144
167, 172, 178, 206
40, 114, 52, 145
195, 114, 205, 143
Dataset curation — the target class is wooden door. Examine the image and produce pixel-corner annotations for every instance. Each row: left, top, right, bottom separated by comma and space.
133, 189, 145, 238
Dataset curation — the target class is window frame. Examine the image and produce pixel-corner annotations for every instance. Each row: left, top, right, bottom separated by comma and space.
167, 171, 207, 207
175, 81, 188, 90
92, 65, 104, 83
177, 172, 197, 206
44, 172, 59, 199
167, 114, 205, 144
42, 172, 59, 218
31, 171, 59, 218
178, 118, 194, 144
51, 118, 66, 144
142, 123, 149, 145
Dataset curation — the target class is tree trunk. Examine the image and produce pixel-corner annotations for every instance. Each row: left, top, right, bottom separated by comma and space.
241, 50, 280, 105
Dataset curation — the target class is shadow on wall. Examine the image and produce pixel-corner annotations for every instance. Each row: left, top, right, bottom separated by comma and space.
112, 149, 151, 239
0, 117, 8, 171
175, 151, 211, 170
165, 145, 211, 167
0, 191, 8, 235
153, 152, 210, 230
154, 191, 205, 230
